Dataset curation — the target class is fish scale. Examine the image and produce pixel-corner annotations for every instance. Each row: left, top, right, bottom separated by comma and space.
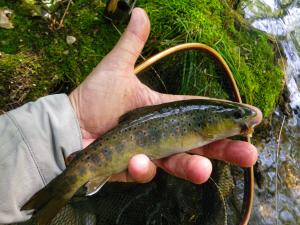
21, 99, 260, 225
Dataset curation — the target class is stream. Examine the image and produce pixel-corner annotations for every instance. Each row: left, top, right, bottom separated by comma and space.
241, 0, 300, 224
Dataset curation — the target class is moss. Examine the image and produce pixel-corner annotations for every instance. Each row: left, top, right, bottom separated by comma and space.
0, 0, 284, 116
0, 52, 51, 110
138, 0, 284, 116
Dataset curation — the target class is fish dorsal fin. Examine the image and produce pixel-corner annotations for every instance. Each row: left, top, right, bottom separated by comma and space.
85, 176, 110, 196
118, 104, 169, 124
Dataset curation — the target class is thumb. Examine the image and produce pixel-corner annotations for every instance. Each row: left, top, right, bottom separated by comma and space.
102, 8, 150, 71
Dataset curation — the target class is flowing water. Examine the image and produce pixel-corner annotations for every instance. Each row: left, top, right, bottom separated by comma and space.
240, 0, 300, 224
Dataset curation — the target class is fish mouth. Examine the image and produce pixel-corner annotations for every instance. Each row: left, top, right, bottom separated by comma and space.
241, 124, 255, 137
245, 104, 263, 127
240, 104, 262, 137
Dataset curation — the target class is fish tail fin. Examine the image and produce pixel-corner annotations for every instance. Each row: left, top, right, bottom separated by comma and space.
34, 196, 68, 225
21, 174, 74, 225
21, 181, 55, 211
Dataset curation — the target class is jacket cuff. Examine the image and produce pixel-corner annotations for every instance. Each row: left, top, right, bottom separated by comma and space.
7, 94, 83, 184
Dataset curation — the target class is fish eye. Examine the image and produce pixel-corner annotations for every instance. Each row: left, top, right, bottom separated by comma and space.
233, 109, 244, 119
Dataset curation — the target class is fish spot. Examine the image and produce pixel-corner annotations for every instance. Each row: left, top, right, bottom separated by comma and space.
79, 167, 86, 176
136, 134, 145, 147
102, 148, 112, 160
116, 143, 124, 153
89, 164, 98, 173
68, 176, 77, 184
91, 154, 101, 164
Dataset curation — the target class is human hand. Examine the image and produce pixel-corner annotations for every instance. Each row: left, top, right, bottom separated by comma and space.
69, 8, 262, 185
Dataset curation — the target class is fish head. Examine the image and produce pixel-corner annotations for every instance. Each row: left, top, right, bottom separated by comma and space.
206, 100, 262, 138
189, 99, 262, 140
225, 102, 262, 137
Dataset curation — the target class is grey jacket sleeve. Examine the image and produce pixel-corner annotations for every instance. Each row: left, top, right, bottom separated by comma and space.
0, 94, 82, 224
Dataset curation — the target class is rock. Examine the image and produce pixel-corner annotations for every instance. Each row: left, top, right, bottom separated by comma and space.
0, 8, 14, 29
66, 35, 76, 45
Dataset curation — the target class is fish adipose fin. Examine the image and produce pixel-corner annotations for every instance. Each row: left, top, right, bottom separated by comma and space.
85, 176, 110, 196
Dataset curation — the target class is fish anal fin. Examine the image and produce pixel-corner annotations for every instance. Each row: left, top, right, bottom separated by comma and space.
85, 176, 110, 196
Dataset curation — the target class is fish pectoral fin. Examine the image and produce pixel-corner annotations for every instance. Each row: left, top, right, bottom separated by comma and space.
85, 176, 110, 196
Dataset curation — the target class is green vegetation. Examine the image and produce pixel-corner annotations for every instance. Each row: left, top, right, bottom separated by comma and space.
140, 0, 284, 115
0, 0, 284, 115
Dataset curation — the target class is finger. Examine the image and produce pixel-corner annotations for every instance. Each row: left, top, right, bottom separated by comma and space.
128, 154, 157, 183
103, 8, 150, 71
109, 154, 156, 183
190, 139, 258, 167
156, 153, 212, 184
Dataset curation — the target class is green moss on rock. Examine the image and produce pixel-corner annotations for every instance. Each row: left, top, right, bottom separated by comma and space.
0, 52, 50, 110
138, 0, 284, 116
0, 0, 284, 115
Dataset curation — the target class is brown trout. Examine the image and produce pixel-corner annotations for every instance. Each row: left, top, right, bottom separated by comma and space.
21, 99, 261, 225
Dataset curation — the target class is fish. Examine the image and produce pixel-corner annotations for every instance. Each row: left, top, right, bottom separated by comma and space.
21, 98, 261, 225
